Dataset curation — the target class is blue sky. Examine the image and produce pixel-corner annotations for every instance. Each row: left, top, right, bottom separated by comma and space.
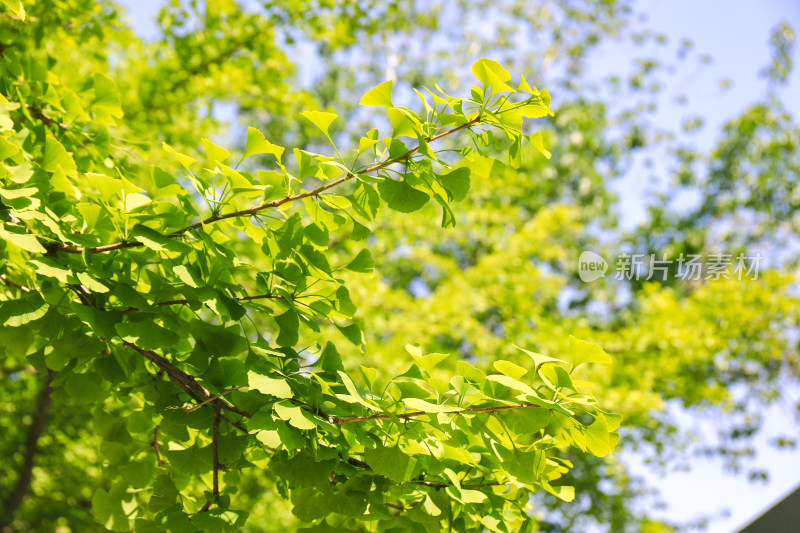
116, 1, 800, 531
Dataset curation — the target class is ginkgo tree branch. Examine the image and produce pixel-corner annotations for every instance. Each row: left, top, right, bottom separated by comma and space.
406, 479, 504, 490
328, 402, 546, 424
0, 274, 30, 293
184, 385, 246, 413
152, 425, 165, 467
0, 371, 55, 527
121, 292, 281, 315
199, 406, 222, 513
53, 116, 482, 255
122, 341, 250, 420
24, 104, 68, 131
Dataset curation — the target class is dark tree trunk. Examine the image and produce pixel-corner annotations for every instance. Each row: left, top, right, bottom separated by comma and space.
0, 371, 55, 530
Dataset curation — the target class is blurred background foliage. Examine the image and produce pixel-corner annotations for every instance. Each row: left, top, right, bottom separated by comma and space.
1, 0, 798, 531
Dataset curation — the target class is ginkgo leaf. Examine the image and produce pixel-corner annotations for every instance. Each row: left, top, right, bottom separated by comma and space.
42, 135, 77, 177
243, 127, 285, 162
377, 178, 430, 213
472, 58, 514, 93
403, 397, 462, 413
201, 138, 230, 165
360, 80, 394, 107
301, 110, 338, 137
569, 336, 612, 370
248, 371, 293, 399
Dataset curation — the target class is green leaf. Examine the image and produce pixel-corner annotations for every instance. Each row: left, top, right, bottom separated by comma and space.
28, 258, 71, 283
465, 488, 491, 503
337, 370, 381, 410
201, 138, 230, 165
494, 447, 545, 485
405, 344, 450, 373
162, 142, 197, 169
542, 482, 575, 502
125, 193, 151, 211
472, 58, 514, 93
0, 225, 46, 253
149, 475, 179, 513
173, 264, 200, 287
301, 110, 338, 137
91, 485, 131, 532
569, 336, 612, 370
386, 108, 422, 138
165, 444, 212, 476
0, 0, 25, 20
314, 341, 344, 373
514, 344, 570, 371
336, 322, 365, 348
360, 80, 394, 107
439, 167, 471, 202
275, 309, 299, 347
93, 73, 123, 121
348, 181, 380, 221
0, 293, 49, 327
495, 407, 551, 435
248, 371, 293, 399
403, 397, 462, 413
364, 446, 420, 482
271, 451, 337, 488
116, 320, 179, 350
583, 412, 620, 457
274, 402, 317, 430
77, 272, 109, 293
243, 127, 284, 162
64, 371, 106, 403
486, 374, 536, 396
86, 172, 124, 199
130, 224, 190, 254
345, 248, 374, 273
377, 178, 430, 213
42, 135, 77, 177
529, 131, 551, 159
192, 509, 248, 533
493, 360, 528, 380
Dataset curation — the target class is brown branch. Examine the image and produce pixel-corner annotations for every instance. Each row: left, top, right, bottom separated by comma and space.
53, 117, 481, 255
0, 371, 55, 528
329, 402, 545, 424
24, 104, 68, 131
185, 385, 245, 413
199, 407, 222, 512
123, 341, 250, 420
0, 274, 30, 293
121, 292, 280, 315
406, 480, 503, 490
152, 425, 165, 466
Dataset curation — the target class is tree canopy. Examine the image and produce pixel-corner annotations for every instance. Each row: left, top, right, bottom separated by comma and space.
1, 1, 798, 532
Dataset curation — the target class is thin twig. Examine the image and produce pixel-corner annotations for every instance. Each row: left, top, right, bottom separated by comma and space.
329, 402, 545, 424
152, 425, 165, 466
123, 341, 250, 419
121, 292, 280, 315
0, 274, 30, 293
185, 385, 246, 413
25, 104, 68, 131
406, 480, 503, 489
199, 406, 222, 512
54, 117, 481, 255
